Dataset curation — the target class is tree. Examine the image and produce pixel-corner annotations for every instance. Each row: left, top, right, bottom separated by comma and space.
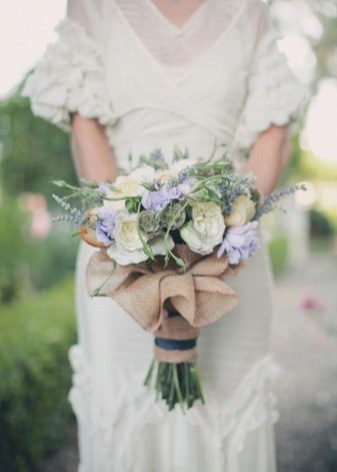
0, 83, 76, 204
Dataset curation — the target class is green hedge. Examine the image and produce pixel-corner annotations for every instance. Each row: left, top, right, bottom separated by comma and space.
0, 197, 78, 304
0, 278, 76, 472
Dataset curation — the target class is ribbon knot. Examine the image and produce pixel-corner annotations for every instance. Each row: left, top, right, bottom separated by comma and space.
86, 245, 242, 332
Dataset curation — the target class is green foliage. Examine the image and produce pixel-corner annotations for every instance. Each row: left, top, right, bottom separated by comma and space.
28, 229, 78, 291
298, 151, 337, 182
309, 208, 334, 237
0, 278, 76, 472
268, 236, 289, 276
0, 91, 77, 204
0, 197, 77, 303
0, 198, 31, 303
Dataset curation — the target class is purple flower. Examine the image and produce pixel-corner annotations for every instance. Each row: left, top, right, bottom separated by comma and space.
95, 206, 116, 246
142, 186, 181, 211
97, 183, 111, 195
217, 221, 259, 265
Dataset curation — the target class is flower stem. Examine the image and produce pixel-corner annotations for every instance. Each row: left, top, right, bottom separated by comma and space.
92, 261, 116, 296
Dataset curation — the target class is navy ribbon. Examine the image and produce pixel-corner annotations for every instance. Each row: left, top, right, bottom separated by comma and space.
155, 337, 197, 351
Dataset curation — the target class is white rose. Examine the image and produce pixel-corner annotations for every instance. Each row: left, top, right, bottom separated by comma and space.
180, 202, 225, 255
107, 212, 174, 265
114, 213, 143, 251
224, 195, 256, 227
130, 165, 156, 183
104, 166, 155, 211
172, 158, 198, 172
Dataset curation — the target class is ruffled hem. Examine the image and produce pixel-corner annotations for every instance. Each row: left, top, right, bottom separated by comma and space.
68, 345, 280, 472
231, 29, 307, 154
22, 18, 117, 131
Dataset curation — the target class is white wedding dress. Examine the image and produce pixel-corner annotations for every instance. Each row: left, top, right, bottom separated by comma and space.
23, 0, 306, 470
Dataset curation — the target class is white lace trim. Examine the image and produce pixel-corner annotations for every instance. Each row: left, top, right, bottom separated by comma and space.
22, 18, 116, 131
68, 345, 280, 472
232, 29, 307, 154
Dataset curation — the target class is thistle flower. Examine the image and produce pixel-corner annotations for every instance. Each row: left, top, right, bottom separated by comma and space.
138, 210, 162, 235
163, 203, 187, 230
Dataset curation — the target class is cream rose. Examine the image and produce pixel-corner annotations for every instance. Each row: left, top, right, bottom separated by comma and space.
104, 166, 155, 211
224, 195, 256, 227
155, 159, 196, 184
180, 201, 225, 255
156, 169, 176, 184
107, 212, 174, 265
106, 212, 146, 265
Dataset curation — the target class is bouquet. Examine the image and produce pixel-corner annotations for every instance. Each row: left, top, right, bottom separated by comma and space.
54, 147, 305, 411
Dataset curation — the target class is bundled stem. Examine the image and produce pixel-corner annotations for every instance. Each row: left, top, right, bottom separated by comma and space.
144, 360, 205, 411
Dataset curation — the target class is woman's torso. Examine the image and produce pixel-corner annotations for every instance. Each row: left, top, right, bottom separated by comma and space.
97, 0, 255, 167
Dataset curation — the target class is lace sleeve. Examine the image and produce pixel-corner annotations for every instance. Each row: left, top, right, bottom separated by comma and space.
21, 0, 116, 132
232, 1, 307, 154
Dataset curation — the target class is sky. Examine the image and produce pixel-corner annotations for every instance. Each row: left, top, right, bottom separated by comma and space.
0, 0, 67, 97
0, 0, 336, 164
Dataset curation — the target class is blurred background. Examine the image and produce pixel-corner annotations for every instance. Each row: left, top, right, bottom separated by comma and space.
0, 1, 336, 471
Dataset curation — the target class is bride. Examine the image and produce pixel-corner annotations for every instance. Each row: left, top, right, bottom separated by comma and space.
23, 0, 305, 470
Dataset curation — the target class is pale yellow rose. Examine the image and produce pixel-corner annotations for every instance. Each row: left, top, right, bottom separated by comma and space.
156, 159, 196, 184
224, 195, 256, 227
157, 169, 176, 184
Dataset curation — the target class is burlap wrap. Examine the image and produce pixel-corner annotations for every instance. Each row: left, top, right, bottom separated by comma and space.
86, 244, 242, 333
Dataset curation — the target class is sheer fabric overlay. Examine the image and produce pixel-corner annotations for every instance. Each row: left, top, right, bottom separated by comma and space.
23, 0, 306, 159
22, 1, 306, 471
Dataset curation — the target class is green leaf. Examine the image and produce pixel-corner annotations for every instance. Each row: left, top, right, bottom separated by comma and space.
142, 183, 156, 191
125, 197, 141, 213
143, 241, 154, 260
172, 145, 188, 162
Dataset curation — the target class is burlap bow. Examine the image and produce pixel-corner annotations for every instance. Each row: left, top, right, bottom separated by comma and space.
86, 245, 242, 332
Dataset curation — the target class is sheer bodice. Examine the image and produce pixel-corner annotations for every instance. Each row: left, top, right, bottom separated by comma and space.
23, 0, 305, 169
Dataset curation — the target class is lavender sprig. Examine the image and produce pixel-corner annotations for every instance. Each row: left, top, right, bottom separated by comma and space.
139, 148, 168, 170
220, 173, 258, 214
52, 194, 84, 225
255, 184, 307, 219
172, 146, 189, 163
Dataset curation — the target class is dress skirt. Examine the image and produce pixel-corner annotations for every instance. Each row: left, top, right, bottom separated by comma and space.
69, 226, 279, 472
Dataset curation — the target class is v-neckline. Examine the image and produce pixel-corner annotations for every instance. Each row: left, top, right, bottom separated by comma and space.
112, 0, 249, 87
143, 0, 211, 34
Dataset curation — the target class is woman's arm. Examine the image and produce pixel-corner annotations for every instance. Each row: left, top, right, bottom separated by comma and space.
240, 124, 291, 196
71, 113, 118, 183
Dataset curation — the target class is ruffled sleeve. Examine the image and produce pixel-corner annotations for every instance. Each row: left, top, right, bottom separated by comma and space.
232, 2, 307, 154
22, 18, 116, 132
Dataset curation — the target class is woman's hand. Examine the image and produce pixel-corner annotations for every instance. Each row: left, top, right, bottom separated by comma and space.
241, 124, 292, 196
71, 113, 118, 183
